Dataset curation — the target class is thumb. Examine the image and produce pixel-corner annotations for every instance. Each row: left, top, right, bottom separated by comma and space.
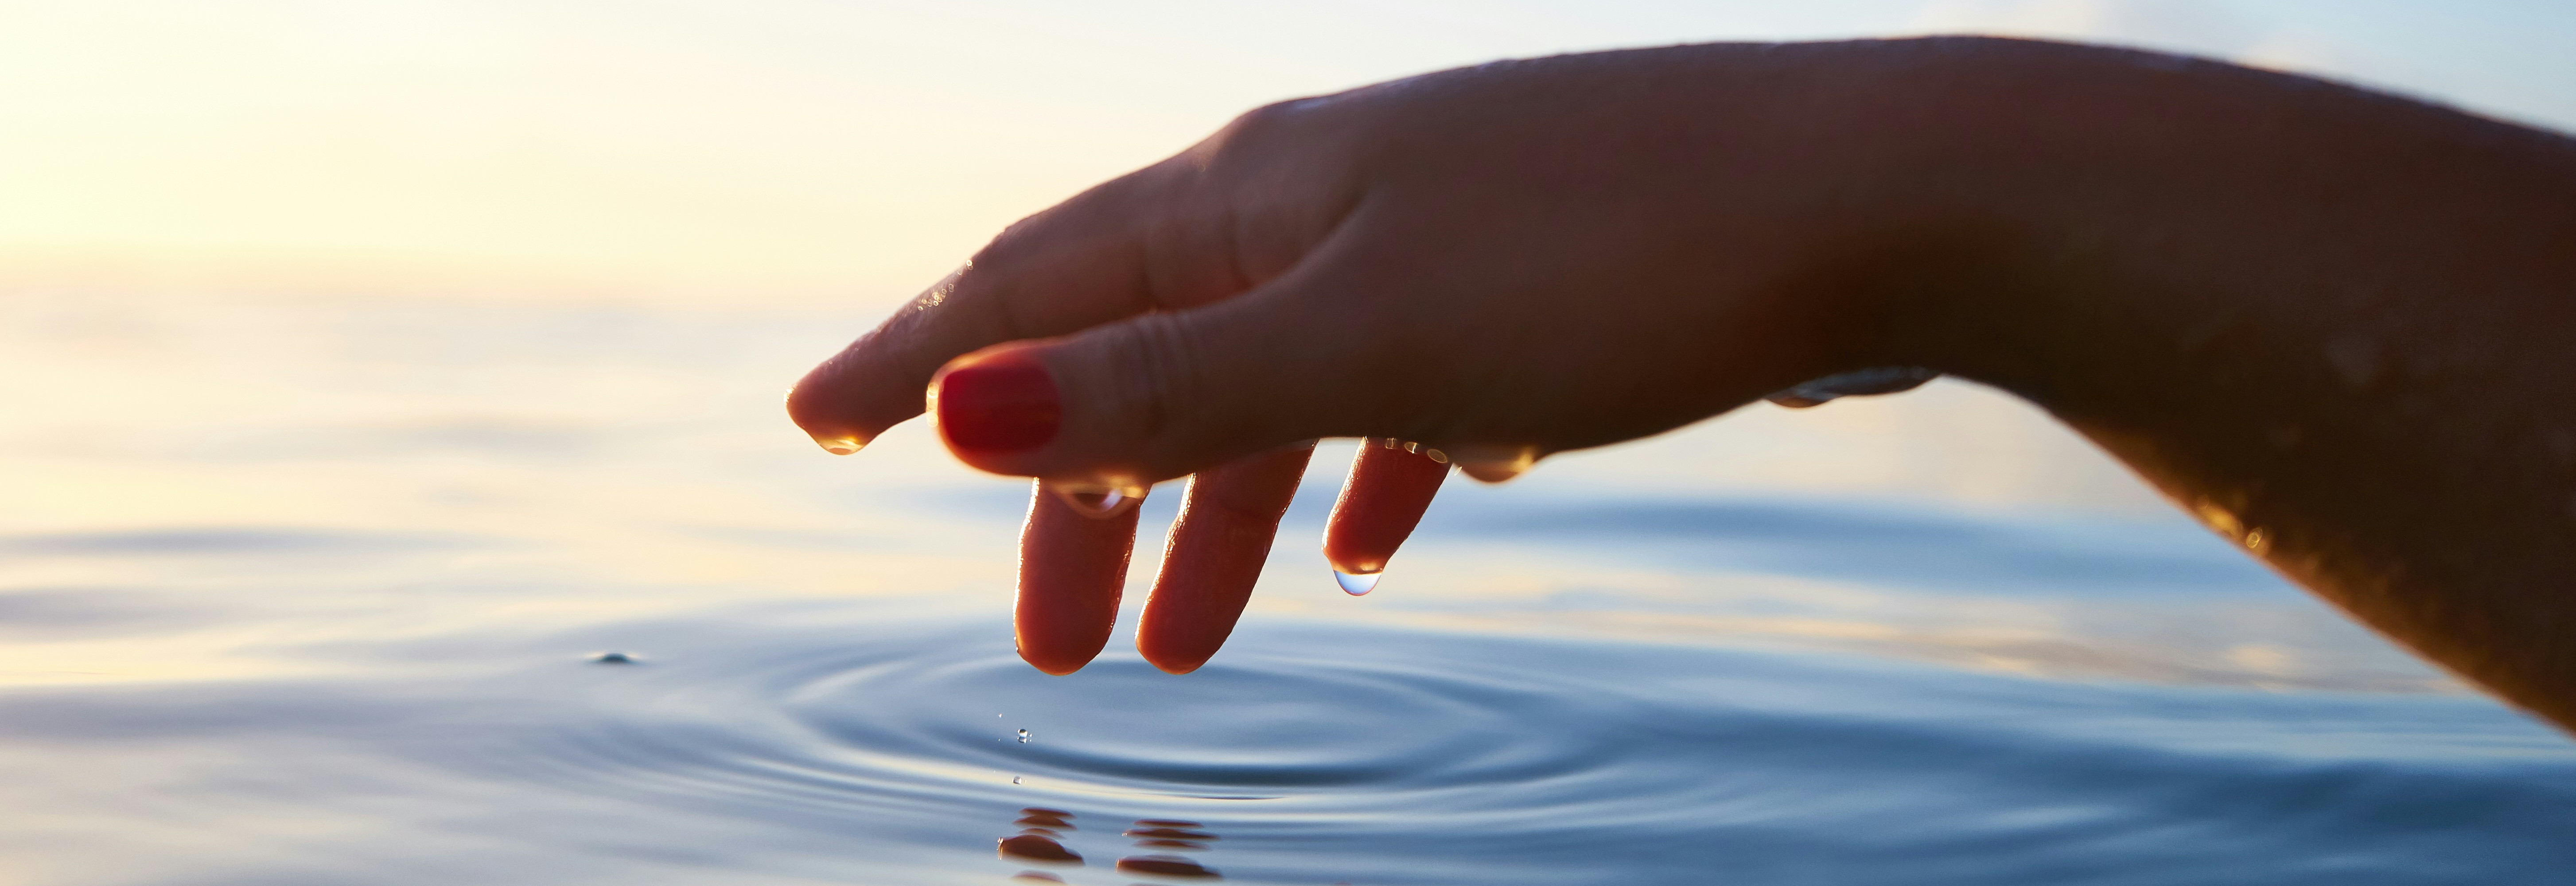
927, 276, 1386, 494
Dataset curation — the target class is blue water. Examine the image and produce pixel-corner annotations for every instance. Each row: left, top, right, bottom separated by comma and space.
0, 294, 2566, 883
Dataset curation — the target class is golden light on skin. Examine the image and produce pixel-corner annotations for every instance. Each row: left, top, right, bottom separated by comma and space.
914, 263, 971, 313
2196, 502, 2246, 540
2191, 500, 2271, 553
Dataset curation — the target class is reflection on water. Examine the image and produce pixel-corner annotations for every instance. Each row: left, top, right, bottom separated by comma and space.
999, 805, 1084, 865
0, 293, 2568, 883
999, 808, 1228, 880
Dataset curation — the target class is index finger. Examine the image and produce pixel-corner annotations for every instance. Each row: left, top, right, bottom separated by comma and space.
786, 146, 1298, 454
786, 172, 1163, 453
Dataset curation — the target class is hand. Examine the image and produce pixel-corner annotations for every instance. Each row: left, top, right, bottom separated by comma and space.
787, 40, 1994, 674
787, 34, 2576, 737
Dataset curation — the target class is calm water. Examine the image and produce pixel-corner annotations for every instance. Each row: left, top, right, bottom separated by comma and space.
0, 292, 2568, 884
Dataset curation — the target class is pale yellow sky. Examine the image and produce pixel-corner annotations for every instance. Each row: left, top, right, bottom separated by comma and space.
4, 0, 2570, 304
0, 2, 1329, 301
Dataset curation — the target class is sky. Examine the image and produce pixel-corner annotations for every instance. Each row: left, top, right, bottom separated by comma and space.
3, 0, 2572, 304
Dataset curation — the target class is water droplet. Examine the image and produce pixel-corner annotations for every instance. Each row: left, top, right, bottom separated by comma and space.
1448, 445, 1541, 484
1017, 728, 1032, 743
2194, 501, 2245, 538
590, 651, 634, 664
1402, 441, 1420, 454
811, 434, 866, 455
1765, 366, 1939, 408
1049, 481, 1147, 517
1424, 447, 1449, 464
1333, 569, 1380, 595
1012, 776, 1023, 785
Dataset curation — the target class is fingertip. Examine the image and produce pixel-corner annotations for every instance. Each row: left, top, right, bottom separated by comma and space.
1018, 649, 1094, 676
1140, 645, 1208, 675
1320, 544, 1389, 576
1136, 615, 1234, 675
785, 362, 882, 457
1320, 439, 1448, 585
1017, 627, 1102, 676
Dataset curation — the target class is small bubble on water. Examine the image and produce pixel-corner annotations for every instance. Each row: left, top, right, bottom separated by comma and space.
1333, 570, 1381, 595
1017, 729, 1032, 743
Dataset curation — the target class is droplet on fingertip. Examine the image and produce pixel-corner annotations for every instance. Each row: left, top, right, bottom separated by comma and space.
1424, 448, 1449, 464
1766, 366, 1940, 408
1402, 441, 1421, 454
1449, 445, 1541, 484
1333, 569, 1381, 595
813, 434, 867, 455
1050, 481, 1148, 518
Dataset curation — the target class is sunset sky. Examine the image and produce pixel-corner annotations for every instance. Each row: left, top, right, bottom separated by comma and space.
5, 0, 2572, 304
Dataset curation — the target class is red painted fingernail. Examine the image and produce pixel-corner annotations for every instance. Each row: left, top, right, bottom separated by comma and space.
936, 358, 1062, 454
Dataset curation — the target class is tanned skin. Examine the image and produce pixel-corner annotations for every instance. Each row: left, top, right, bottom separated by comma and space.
789, 37, 2576, 732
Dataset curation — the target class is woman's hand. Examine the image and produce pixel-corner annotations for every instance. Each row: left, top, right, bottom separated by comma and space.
787, 40, 1968, 675
790, 35, 2576, 735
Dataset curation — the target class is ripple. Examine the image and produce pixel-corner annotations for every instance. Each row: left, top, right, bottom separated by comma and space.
455, 614, 2576, 884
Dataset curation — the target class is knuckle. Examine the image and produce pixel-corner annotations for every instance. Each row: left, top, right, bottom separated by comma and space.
1199, 97, 1323, 172
1219, 100, 1293, 144
1101, 312, 1209, 451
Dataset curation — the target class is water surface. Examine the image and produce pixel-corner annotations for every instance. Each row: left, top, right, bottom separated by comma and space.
0, 292, 2565, 884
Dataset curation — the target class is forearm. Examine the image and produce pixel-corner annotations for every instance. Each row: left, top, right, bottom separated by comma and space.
1894, 39, 2576, 727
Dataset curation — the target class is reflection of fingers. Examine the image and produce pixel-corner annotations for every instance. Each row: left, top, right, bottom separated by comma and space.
1015, 480, 1145, 675
1321, 439, 1451, 587
1136, 443, 1317, 674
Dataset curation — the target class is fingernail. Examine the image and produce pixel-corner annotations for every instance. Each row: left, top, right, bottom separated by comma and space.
935, 358, 1062, 454
1051, 481, 1147, 518
1332, 568, 1381, 596
811, 434, 866, 455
